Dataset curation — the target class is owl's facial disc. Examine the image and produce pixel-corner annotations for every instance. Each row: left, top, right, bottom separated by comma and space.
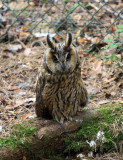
51, 52, 67, 72
50, 51, 72, 73
46, 33, 77, 74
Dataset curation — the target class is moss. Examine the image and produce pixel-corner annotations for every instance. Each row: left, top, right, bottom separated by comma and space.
45, 149, 58, 157
1, 104, 122, 156
0, 122, 38, 150
64, 104, 123, 153
50, 157, 63, 160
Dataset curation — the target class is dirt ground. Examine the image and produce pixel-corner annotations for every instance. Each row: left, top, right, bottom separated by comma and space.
0, 0, 123, 159
0, 37, 122, 159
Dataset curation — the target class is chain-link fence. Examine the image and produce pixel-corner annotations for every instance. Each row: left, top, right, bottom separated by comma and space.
0, 0, 123, 52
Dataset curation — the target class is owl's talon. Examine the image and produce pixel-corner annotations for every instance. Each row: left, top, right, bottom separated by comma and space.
74, 119, 83, 123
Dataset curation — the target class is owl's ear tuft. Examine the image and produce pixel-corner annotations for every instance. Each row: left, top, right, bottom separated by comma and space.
64, 33, 72, 48
47, 34, 56, 50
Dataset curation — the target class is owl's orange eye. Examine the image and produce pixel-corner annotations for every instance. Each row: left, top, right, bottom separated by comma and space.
66, 53, 71, 60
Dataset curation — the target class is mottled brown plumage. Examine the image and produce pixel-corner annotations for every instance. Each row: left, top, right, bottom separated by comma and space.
35, 33, 88, 124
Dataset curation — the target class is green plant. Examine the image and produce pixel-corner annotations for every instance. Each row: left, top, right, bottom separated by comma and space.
101, 24, 123, 65
62, 0, 68, 4
102, 38, 120, 50
89, 93, 94, 99
70, 2, 90, 12
64, 104, 123, 153
101, 53, 119, 62
43, 0, 49, 4
117, 25, 123, 36
91, 51, 99, 55
0, 124, 37, 149
50, 157, 63, 160
102, 25, 123, 50
2, 0, 13, 3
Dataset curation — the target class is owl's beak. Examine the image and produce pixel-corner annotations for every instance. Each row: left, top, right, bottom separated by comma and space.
61, 64, 65, 70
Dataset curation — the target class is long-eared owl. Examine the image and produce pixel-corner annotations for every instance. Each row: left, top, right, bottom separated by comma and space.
35, 33, 88, 124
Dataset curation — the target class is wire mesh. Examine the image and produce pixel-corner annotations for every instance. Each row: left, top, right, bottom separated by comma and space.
0, 0, 123, 51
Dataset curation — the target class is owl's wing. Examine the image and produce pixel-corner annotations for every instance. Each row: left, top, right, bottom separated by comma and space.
80, 80, 89, 107
35, 71, 45, 117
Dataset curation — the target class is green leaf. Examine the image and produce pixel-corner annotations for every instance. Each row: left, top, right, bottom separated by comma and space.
84, 4, 90, 7
102, 44, 111, 49
70, 3, 79, 11
117, 29, 123, 32
104, 39, 115, 43
120, 33, 123, 36
62, 0, 68, 3
117, 25, 123, 28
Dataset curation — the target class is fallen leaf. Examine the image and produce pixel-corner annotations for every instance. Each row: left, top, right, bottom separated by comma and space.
23, 156, 27, 160
75, 30, 81, 37
8, 44, 22, 53
0, 126, 2, 132
103, 65, 108, 72
119, 101, 123, 104
24, 48, 31, 56
8, 86, 20, 91
34, 32, 56, 38
106, 60, 112, 65
22, 113, 32, 119
19, 32, 30, 38
89, 57, 95, 62
9, 1, 28, 10
91, 37, 101, 44
89, 61, 102, 77
27, 4, 31, 8
74, 15, 81, 21
15, 92, 26, 97
98, 100, 110, 105
87, 87, 99, 94
109, 26, 116, 33
93, 61, 102, 73
8, 111, 16, 115
77, 37, 86, 43
103, 77, 115, 84
5, 103, 24, 110
21, 26, 28, 31
24, 98, 36, 103
76, 153, 85, 159
111, 91, 116, 96
18, 82, 29, 89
